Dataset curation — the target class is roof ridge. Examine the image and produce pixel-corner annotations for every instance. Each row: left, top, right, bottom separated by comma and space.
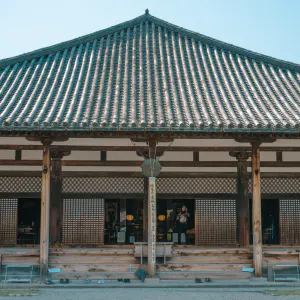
148, 14, 300, 72
0, 12, 148, 69
1, 11, 300, 72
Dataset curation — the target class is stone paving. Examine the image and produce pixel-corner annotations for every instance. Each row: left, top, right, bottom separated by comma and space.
2, 288, 300, 300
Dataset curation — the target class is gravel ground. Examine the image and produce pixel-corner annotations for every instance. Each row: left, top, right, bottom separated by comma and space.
2, 288, 300, 300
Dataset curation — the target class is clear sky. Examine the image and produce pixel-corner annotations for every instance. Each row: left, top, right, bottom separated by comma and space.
1, 0, 300, 64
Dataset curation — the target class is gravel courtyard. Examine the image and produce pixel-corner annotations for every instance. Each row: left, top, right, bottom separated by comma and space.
2, 288, 300, 300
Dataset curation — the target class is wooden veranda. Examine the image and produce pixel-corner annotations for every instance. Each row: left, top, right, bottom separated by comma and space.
1, 142, 300, 278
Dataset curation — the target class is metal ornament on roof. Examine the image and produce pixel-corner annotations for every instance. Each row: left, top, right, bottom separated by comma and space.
141, 158, 162, 177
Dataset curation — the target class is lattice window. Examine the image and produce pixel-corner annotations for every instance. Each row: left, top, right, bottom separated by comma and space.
248, 178, 300, 194
63, 177, 144, 193
280, 199, 300, 245
157, 178, 236, 194
0, 177, 41, 193
62, 198, 104, 245
0, 199, 18, 245
195, 199, 236, 245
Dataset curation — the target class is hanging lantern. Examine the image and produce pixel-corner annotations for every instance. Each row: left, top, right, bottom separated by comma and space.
158, 215, 166, 221
126, 215, 134, 221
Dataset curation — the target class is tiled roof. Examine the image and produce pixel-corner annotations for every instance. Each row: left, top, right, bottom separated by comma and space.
1, 10, 300, 132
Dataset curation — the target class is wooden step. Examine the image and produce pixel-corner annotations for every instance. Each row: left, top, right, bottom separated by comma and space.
168, 255, 252, 264
157, 263, 253, 272
172, 248, 252, 256
158, 271, 252, 280
48, 263, 142, 272
51, 271, 138, 280
49, 255, 138, 264
50, 248, 134, 256
2, 256, 39, 265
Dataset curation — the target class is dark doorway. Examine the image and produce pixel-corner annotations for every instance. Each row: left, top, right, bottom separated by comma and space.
157, 199, 195, 244
249, 199, 280, 245
17, 198, 40, 244
104, 199, 120, 244
104, 199, 144, 244
126, 199, 143, 243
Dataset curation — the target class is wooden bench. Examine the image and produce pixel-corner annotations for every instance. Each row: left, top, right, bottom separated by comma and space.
134, 242, 173, 265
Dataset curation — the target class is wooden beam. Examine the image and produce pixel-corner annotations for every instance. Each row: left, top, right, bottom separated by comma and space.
131, 137, 173, 143
193, 152, 199, 162
63, 160, 232, 167
40, 141, 51, 277
0, 145, 43, 150
100, 151, 107, 161
251, 142, 262, 277
26, 137, 69, 142
276, 151, 283, 163
2, 159, 300, 168
0, 193, 40, 198
2, 170, 300, 179
60, 160, 239, 167
60, 171, 238, 178
62, 193, 144, 199
158, 193, 237, 199
59, 161, 300, 168
0, 160, 42, 165
15, 150, 22, 160
2, 144, 300, 152
147, 140, 157, 159
2, 170, 300, 178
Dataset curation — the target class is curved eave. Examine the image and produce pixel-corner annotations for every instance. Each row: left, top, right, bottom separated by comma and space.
0, 125, 299, 133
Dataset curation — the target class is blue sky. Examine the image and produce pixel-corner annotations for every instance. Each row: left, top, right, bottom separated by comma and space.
1, 0, 300, 64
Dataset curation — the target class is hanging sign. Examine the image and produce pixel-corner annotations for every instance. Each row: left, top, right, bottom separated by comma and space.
141, 159, 162, 177
148, 177, 156, 267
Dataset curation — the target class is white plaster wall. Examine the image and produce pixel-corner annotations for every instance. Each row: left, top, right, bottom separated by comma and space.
0, 137, 300, 173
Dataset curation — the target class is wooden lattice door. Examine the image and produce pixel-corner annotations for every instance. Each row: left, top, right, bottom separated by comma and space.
62, 198, 105, 245
195, 199, 237, 245
0, 199, 18, 245
280, 199, 300, 245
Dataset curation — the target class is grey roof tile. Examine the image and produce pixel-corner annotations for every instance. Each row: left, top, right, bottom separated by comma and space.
0, 12, 300, 132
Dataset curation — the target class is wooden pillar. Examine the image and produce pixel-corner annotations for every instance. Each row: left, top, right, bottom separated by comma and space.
143, 177, 148, 242
50, 151, 70, 247
148, 177, 156, 277
40, 140, 51, 275
230, 151, 250, 247
251, 142, 262, 277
